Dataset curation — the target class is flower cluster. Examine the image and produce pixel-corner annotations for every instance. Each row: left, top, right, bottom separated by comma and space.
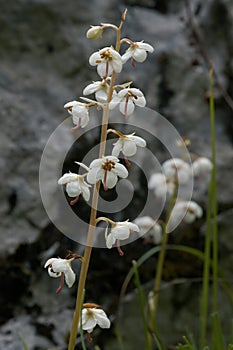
147, 142, 212, 232
43, 10, 213, 349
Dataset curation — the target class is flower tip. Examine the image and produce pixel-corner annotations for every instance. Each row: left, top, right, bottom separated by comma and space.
122, 8, 127, 21
86, 25, 103, 40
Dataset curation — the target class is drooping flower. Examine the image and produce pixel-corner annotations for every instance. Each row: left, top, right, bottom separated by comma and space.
105, 220, 139, 252
148, 173, 175, 198
193, 157, 213, 176
169, 200, 203, 229
87, 156, 128, 191
64, 101, 89, 130
122, 41, 154, 65
80, 303, 111, 342
109, 87, 146, 119
162, 158, 192, 184
89, 47, 122, 78
58, 172, 91, 205
110, 131, 146, 158
86, 26, 103, 40
83, 80, 117, 103
44, 255, 81, 294
134, 216, 162, 244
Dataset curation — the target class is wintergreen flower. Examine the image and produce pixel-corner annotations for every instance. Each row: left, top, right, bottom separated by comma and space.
89, 47, 122, 78
44, 257, 76, 293
87, 156, 128, 191
64, 101, 89, 130
109, 87, 146, 119
58, 172, 91, 205
122, 41, 154, 64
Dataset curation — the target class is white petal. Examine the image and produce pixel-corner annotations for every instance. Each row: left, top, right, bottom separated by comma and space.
112, 140, 123, 157
126, 222, 140, 232
134, 216, 155, 228
129, 88, 143, 97
87, 167, 100, 184
148, 173, 166, 189
112, 226, 130, 240
64, 267, 76, 288
137, 42, 154, 52
44, 258, 57, 268
114, 163, 128, 178
81, 310, 96, 331
58, 172, 78, 185
83, 82, 99, 95
49, 259, 69, 273
104, 155, 119, 163
105, 171, 118, 189
94, 309, 111, 329
89, 158, 104, 169
64, 100, 78, 109
109, 95, 121, 110
122, 140, 137, 156
119, 99, 135, 116
111, 58, 122, 73
95, 89, 108, 102
80, 182, 90, 201
121, 49, 133, 63
133, 48, 147, 62
106, 232, 116, 248
97, 62, 113, 78
66, 181, 81, 197
118, 88, 129, 98
129, 135, 146, 147
89, 51, 100, 66
193, 157, 213, 176
80, 113, 89, 128
134, 95, 146, 107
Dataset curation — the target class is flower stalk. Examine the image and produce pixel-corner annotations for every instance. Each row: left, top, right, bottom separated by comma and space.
68, 13, 126, 350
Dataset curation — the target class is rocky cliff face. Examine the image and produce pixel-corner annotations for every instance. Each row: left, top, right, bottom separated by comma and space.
0, 0, 232, 349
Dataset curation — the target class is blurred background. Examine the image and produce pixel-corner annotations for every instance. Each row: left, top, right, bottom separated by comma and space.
0, 0, 233, 349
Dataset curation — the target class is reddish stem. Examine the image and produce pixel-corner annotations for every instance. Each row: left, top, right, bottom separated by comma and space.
117, 240, 124, 256
56, 272, 65, 294
70, 196, 79, 206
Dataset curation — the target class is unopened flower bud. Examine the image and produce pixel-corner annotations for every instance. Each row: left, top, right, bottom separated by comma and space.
86, 26, 103, 40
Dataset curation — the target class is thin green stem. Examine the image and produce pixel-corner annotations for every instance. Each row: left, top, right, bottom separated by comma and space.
200, 180, 211, 348
151, 182, 178, 328
209, 68, 218, 313
200, 68, 218, 348
132, 260, 151, 350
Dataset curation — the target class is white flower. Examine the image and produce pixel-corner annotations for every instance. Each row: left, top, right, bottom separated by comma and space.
89, 47, 122, 78
58, 172, 91, 203
64, 101, 89, 129
193, 157, 213, 176
162, 158, 192, 184
44, 257, 76, 293
169, 200, 203, 228
122, 41, 154, 64
148, 173, 175, 198
81, 305, 111, 334
83, 80, 116, 103
109, 88, 146, 119
134, 216, 162, 244
112, 132, 146, 157
106, 220, 139, 249
86, 25, 103, 40
87, 156, 128, 191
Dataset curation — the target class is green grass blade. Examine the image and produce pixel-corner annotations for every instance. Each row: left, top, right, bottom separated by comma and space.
211, 312, 225, 350
18, 333, 29, 350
